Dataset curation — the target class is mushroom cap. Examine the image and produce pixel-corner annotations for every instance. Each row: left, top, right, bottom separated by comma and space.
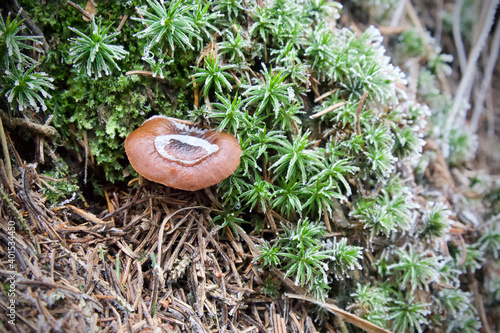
125, 116, 241, 191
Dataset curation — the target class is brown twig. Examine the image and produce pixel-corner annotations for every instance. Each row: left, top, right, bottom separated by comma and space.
378, 25, 409, 35
0, 111, 58, 138
470, 277, 492, 333
66, 0, 94, 21
192, 77, 199, 109
356, 91, 369, 135
125, 70, 158, 77
18, 280, 82, 294
117, 15, 128, 32
65, 204, 112, 225
286, 293, 391, 333
313, 89, 338, 103
0, 117, 13, 187
310, 101, 346, 119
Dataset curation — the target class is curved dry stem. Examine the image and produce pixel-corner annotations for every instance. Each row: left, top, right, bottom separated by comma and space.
452, 0, 467, 74
470, 19, 500, 132
286, 293, 392, 333
0, 117, 13, 188
390, 0, 407, 28
443, 0, 500, 148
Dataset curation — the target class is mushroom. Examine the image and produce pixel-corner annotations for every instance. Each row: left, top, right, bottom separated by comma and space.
125, 116, 241, 191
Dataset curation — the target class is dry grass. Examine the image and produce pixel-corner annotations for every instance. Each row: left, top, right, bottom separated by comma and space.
0, 163, 357, 332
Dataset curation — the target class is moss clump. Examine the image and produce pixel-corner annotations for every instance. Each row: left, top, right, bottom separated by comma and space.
19, 0, 195, 181
40, 160, 81, 207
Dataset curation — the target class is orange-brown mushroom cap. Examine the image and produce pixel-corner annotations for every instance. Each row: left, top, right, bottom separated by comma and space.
125, 116, 241, 191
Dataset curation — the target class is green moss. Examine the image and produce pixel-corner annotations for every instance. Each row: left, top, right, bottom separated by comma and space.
397, 30, 425, 58
21, 0, 192, 182
40, 160, 81, 206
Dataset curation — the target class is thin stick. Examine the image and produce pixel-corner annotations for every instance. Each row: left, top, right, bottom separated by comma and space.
470, 18, 500, 132
323, 204, 332, 233
452, 0, 467, 74
192, 77, 199, 109
378, 25, 409, 35
66, 1, 94, 21
356, 91, 369, 135
0, 117, 13, 187
435, 0, 444, 45
65, 204, 111, 225
165, 216, 195, 271
0, 111, 58, 138
390, 0, 407, 27
310, 102, 346, 119
314, 89, 338, 103
234, 226, 260, 257
117, 15, 128, 32
125, 70, 156, 77
18, 279, 82, 294
471, 277, 492, 333
444, 0, 500, 140
408, 58, 420, 102
486, 91, 494, 137
286, 293, 391, 333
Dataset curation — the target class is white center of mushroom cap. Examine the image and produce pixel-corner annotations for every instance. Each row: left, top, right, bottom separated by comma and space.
154, 134, 219, 165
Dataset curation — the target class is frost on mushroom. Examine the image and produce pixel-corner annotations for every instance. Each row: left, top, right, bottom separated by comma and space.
125, 116, 241, 191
